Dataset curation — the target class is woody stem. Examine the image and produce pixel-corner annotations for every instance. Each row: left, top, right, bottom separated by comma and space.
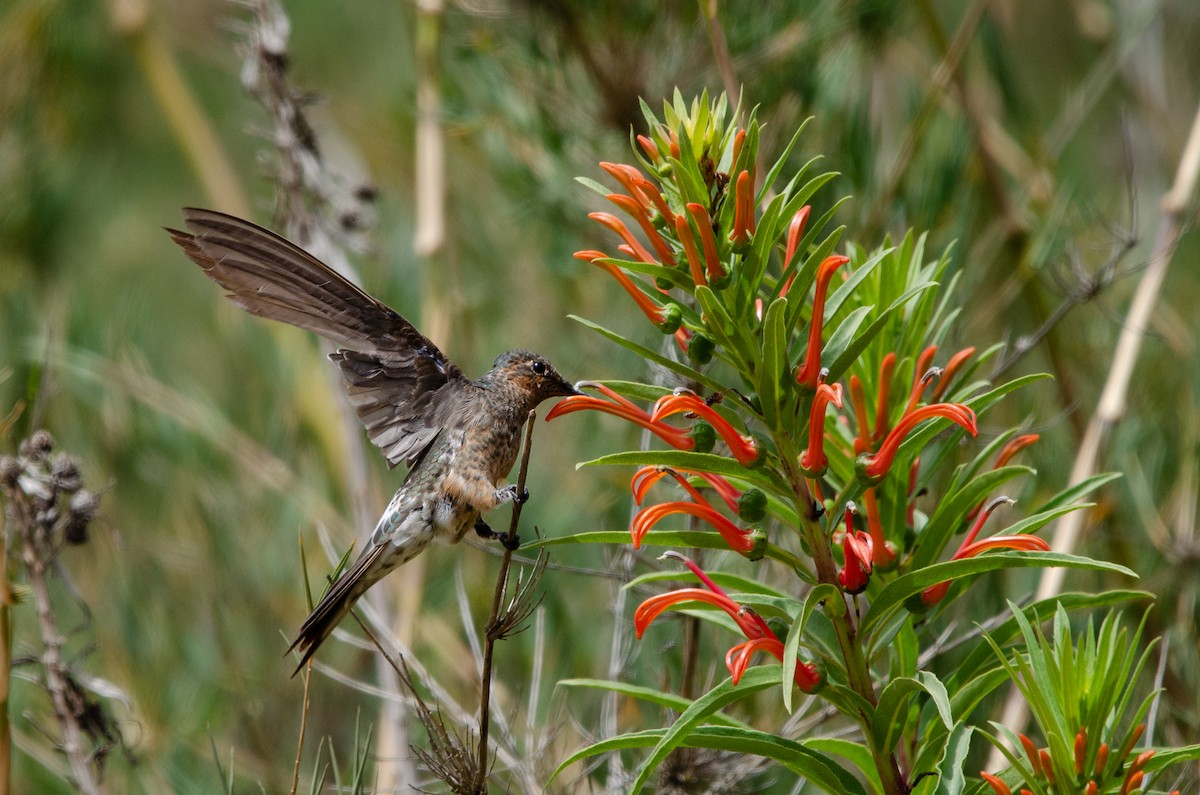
777, 436, 909, 795
474, 410, 537, 793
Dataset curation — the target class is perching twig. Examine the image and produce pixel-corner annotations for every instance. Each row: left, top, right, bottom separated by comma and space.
1, 431, 117, 795
475, 410, 541, 794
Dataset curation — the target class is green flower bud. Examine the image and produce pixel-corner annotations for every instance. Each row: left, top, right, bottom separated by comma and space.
687, 333, 715, 365
690, 420, 716, 454
737, 488, 768, 523
658, 303, 682, 333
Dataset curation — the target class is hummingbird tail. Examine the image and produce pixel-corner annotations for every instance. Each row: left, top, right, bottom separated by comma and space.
286, 543, 389, 676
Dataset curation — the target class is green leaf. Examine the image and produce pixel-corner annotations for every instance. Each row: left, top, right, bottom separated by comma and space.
556, 679, 749, 729
627, 666, 863, 794
861, 552, 1137, 640
553, 726, 866, 794
782, 583, 840, 713
872, 672, 953, 754
569, 315, 725, 393
523, 530, 811, 577
824, 283, 937, 384
758, 297, 789, 429
803, 738, 883, 795
695, 285, 757, 366
931, 723, 973, 795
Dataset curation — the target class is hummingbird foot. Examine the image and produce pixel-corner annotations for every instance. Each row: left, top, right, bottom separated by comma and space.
474, 516, 521, 550
494, 484, 530, 505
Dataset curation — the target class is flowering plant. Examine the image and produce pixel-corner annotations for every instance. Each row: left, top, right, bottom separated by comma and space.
540, 93, 1199, 794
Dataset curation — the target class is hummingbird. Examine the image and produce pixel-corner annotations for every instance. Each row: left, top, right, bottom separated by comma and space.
168, 208, 579, 671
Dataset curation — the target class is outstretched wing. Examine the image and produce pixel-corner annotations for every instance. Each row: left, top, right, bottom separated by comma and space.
169, 207, 465, 467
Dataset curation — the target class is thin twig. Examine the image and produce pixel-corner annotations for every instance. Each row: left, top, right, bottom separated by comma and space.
288, 662, 312, 795
475, 410, 538, 793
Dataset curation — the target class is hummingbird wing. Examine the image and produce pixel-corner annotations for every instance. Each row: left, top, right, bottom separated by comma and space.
169, 207, 465, 468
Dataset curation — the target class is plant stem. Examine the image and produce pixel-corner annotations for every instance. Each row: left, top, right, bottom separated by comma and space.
474, 410, 538, 794
777, 437, 908, 795
10, 490, 102, 794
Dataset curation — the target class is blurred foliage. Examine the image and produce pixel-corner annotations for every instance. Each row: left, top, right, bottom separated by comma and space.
1, 0, 1198, 792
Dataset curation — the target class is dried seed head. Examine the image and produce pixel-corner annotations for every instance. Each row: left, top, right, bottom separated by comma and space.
0, 456, 19, 489
51, 454, 82, 492
65, 490, 100, 544
29, 429, 55, 458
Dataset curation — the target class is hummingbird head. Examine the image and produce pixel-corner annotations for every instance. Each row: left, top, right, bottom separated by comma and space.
489, 349, 581, 410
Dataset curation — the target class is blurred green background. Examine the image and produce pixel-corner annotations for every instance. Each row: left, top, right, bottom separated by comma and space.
2, 0, 1199, 792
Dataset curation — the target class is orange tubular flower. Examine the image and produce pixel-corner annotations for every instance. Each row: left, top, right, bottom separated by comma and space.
685, 202, 726, 283
633, 177, 678, 227
873, 352, 896, 443
607, 193, 676, 267
920, 497, 1050, 606
573, 250, 667, 326
995, 433, 1040, 468
631, 466, 742, 513
931, 346, 976, 401
858, 402, 977, 482
674, 214, 706, 286
837, 504, 873, 594
979, 772, 1012, 795
730, 170, 755, 245
795, 255, 850, 390
782, 206, 811, 276
799, 382, 843, 474
902, 345, 939, 415
652, 392, 759, 466
630, 498, 756, 553
545, 381, 695, 451
635, 559, 821, 692
588, 211, 658, 264
862, 488, 897, 568
636, 134, 660, 162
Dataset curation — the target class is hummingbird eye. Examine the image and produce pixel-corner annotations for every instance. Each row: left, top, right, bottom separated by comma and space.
530, 360, 547, 376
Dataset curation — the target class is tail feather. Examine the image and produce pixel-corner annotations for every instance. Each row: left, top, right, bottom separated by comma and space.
287, 543, 389, 676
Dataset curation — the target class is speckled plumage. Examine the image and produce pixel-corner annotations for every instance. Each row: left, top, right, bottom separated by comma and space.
169, 209, 578, 672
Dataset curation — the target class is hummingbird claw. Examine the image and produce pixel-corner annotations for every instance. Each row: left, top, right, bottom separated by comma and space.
474, 516, 497, 539
500, 532, 521, 551
495, 484, 530, 505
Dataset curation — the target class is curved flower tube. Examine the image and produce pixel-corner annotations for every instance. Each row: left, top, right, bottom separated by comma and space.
607, 193, 675, 267
684, 202, 725, 283
781, 205, 811, 284
588, 211, 657, 265
630, 499, 756, 554
859, 403, 977, 481
920, 496, 1049, 606
674, 213, 706, 286
631, 466, 742, 513
651, 392, 759, 466
730, 170, 756, 245
573, 250, 666, 326
545, 382, 695, 451
931, 346, 976, 401
635, 561, 821, 692
799, 382, 843, 474
795, 255, 850, 389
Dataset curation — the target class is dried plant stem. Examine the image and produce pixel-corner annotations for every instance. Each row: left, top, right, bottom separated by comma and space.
8, 491, 102, 795
289, 663, 313, 795
987, 98, 1200, 771
474, 410, 537, 793
0, 518, 10, 795
108, 0, 249, 216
